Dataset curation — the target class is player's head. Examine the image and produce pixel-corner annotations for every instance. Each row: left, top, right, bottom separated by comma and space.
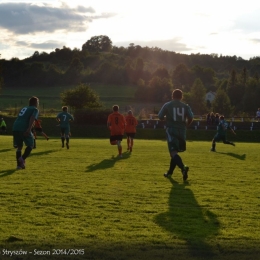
112, 105, 119, 112
220, 115, 224, 120
62, 106, 68, 112
128, 110, 133, 115
172, 89, 183, 100
29, 96, 39, 107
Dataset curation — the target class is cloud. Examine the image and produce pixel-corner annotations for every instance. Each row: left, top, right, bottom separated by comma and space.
30, 40, 66, 49
0, 2, 116, 34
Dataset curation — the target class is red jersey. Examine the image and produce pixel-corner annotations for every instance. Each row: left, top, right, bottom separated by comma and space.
107, 111, 126, 135
125, 115, 138, 133
34, 119, 42, 128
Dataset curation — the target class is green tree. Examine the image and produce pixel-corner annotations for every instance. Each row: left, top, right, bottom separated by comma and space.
61, 83, 102, 110
226, 69, 245, 112
65, 57, 84, 84
189, 78, 207, 115
82, 35, 112, 53
242, 78, 260, 114
211, 88, 232, 116
172, 63, 194, 91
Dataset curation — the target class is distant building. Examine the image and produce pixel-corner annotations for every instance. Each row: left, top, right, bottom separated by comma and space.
205, 91, 216, 102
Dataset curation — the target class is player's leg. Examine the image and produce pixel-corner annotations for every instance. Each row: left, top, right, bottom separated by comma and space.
19, 133, 35, 168
129, 133, 135, 152
42, 132, 49, 140
60, 128, 65, 147
126, 135, 130, 150
110, 136, 117, 145
164, 128, 188, 180
211, 134, 219, 152
117, 135, 123, 157
223, 139, 235, 146
65, 128, 70, 149
13, 132, 23, 169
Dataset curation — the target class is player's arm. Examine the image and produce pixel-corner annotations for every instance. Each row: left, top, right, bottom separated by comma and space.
230, 127, 236, 135
186, 117, 193, 127
25, 112, 38, 136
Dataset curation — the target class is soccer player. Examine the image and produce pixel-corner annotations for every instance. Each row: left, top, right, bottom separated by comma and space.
56, 106, 74, 149
107, 105, 126, 157
256, 108, 260, 122
210, 115, 236, 152
31, 119, 49, 149
12, 96, 39, 169
158, 89, 194, 181
0, 118, 7, 134
125, 110, 138, 152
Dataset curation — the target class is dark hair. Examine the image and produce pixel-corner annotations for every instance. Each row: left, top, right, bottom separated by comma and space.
172, 89, 183, 100
112, 105, 119, 111
29, 96, 39, 106
62, 106, 68, 111
220, 115, 224, 120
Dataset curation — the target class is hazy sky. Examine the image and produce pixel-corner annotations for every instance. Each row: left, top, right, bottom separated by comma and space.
0, 0, 260, 60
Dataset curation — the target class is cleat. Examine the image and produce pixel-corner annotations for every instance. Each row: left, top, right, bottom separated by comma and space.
16, 165, 23, 170
118, 154, 122, 158
66, 143, 69, 149
47, 138, 49, 141
210, 148, 216, 152
18, 157, 26, 169
130, 147, 132, 152
163, 172, 171, 178
62, 143, 64, 148
231, 142, 235, 146
182, 166, 189, 181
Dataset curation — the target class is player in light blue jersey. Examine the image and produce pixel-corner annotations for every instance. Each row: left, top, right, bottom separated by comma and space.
210, 115, 236, 152
158, 89, 194, 181
12, 96, 39, 169
56, 106, 74, 149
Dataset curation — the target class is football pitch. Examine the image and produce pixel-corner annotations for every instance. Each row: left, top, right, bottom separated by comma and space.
1, 136, 260, 260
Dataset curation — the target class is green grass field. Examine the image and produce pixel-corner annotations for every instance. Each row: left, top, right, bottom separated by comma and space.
1, 136, 260, 260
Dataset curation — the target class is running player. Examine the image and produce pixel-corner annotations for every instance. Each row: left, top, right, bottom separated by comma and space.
12, 96, 39, 169
210, 115, 236, 152
158, 89, 194, 181
56, 106, 74, 149
31, 119, 49, 148
125, 110, 138, 152
107, 105, 126, 157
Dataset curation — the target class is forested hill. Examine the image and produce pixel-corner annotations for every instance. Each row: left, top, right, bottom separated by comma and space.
1, 35, 260, 115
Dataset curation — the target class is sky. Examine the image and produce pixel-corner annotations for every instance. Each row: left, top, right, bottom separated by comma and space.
0, 0, 260, 61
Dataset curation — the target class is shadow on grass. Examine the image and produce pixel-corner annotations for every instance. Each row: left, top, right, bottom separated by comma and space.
0, 169, 17, 178
85, 152, 131, 172
0, 148, 13, 153
217, 152, 246, 160
29, 149, 59, 157
154, 178, 220, 259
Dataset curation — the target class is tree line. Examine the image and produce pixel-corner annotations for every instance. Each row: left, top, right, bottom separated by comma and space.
1, 35, 260, 116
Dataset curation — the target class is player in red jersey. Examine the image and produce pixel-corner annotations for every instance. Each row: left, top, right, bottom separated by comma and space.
107, 105, 126, 157
125, 110, 138, 152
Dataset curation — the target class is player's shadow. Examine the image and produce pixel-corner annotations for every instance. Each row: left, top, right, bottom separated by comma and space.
86, 152, 131, 172
29, 149, 59, 157
218, 152, 246, 160
0, 148, 13, 153
0, 169, 17, 178
154, 178, 220, 259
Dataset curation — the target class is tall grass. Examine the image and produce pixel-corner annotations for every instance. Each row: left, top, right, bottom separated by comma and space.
1, 136, 260, 259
